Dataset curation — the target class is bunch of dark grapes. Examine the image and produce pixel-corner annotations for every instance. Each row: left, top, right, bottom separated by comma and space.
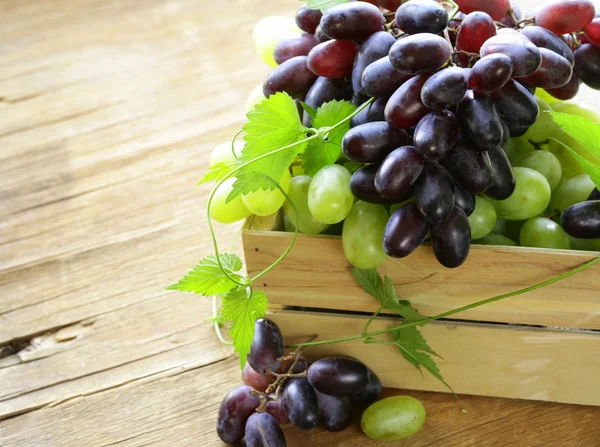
263, 0, 600, 268
217, 319, 382, 446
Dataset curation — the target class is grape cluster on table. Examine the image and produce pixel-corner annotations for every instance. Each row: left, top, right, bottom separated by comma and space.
217, 318, 426, 445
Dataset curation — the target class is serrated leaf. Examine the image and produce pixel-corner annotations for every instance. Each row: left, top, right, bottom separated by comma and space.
301, 102, 318, 120
228, 92, 307, 202
221, 289, 268, 368
352, 268, 384, 301
552, 138, 600, 190
197, 163, 233, 185
167, 254, 244, 296
302, 100, 357, 176
382, 277, 426, 322
305, 0, 350, 12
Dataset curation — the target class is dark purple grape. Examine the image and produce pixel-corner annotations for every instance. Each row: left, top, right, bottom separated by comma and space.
415, 163, 456, 224
352, 91, 369, 106
296, 7, 322, 34
468, 54, 513, 93
561, 201, 600, 239
303, 77, 353, 125
480, 33, 542, 78
362, 57, 413, 98
575, 44, 600, 90
351, 164, 413, 204
385, 74, 430, 129
315, 25, 331, 43
456, 12, 497, 66
454, 184, 476, 216
500, 119, 510, 146
520, 26, 575, 65
490, 80, 539, 137
352, 369, 382, 405
216, 386, 261, 444
248, 319, 284, 375
274, 33, 318, 65
350, 96, 388, 127
375, 146, 425, 199
589, 188, 600, 201
263, 56, 317, 98
546, 72, 580, 100
485, 146, 516, 200
283, 379, 319, 429
245, 412, 287, 447
522, 48, 573, 89
307, 358, 370, 396
352, 31, 396, 95
455, 0, 510, 20
316, 391, 353, 432
242, 363, 274, 392
342, 122, 409, 163
395, 0, 449, 34
414, 110, 459, 161
307, 40, 359, 78
441, 138, 493, 194
266, 394, 291, 425
431, 207, 472, 268
278, 357, 308, 374
389, 34, 452, 74
320, 2, 385, 40
421, 67, 468, 110
457, 90, 503, 151
384, 202, 430, 257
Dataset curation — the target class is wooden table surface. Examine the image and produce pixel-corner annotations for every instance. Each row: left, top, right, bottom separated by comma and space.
1, 0, 599, 446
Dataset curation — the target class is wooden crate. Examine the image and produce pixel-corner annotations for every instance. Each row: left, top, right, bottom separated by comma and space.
242, 215, 600, 406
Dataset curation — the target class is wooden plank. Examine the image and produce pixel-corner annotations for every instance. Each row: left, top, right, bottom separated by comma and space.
269, 309, 600, 406
243, 230, 600, 329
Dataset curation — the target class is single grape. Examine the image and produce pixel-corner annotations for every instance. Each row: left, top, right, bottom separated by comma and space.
303, 77, 353, 124
490, 80, 539, 137
415, 163, 455, 224
316, 391, 353, 432
210, 178, 251, 224
307, 40, 359, 79
242, 363, 274, 392
457, 90, 504, 151
253, 16, 302, 67
320, 2, 384, 40
343, 201, 389, 269
342, 122, 409, 163
216, 386, 261, 444
352, 31, 397, 95
245, 412, 287, 447
385, 74, 431, 129
480, 33, 542, 78
488, 167, 552, 221
574, 44, 600, 90
468, 196, 497, 239
535, 0, 595, 35
353, 369, 382, 406
384, 202, 431, 258
519, 217, 570, 249
248, 319, 284, 375
454, 185, 476, 216
485, 145, 516, 201
455, 0, 510, 20
468, 54, 513, 93
440, 138, 493, 194
246, 83, 267, 113
274, 33, 318, 65
395, 0, 449, 35
362, 395, 426, 440
375, 146, 425, 199
414, 110, 459, 161
242, 170, 291, 217
351, 96, 388, 127
475, 233, 519, 246
455, 11, 497, 66
361, 57, 413, 98
263, 56, 317, 98
522, 48, 573, 90
350, 165, 412, 205
283, 379, 320, 429
513, 151, 562, 191
421, 67, 468, 110
283, 175, 329, 234
501, 138, 534, 163
431, 207, 472, 268
584, 18, 600, 47
210, 141, 243, 167
295, 7, 322, 34
520, 26, 575, 66
265, 395, 291, 425
550, 174, 596, 212
389, 34, 452, 75
308, 165, 354, 224
546, 72, 580, 101
308, 357, 370, 396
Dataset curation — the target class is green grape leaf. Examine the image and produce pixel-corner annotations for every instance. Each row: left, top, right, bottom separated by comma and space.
221, 289, 269, 368
352, 268, 384, 301
228, 92, 308, 202
305, 0, 350, 12
301, 102, 318, 120
197, 163, 234, 185
550, 112, 600, 189
302, 100, 357, 176
167, 254, 244, 296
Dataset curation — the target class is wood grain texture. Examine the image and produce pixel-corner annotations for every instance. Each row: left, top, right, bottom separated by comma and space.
1, 0, 600, 445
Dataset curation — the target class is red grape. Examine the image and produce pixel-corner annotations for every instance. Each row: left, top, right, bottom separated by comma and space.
377, 0, 402, 10
535, 0, 595, 35
520, 26, 575, 65
320, 2, 384, 40
455, 12, 497, 66
295, 7, 322, 34
546, 72, 581, 100
307, 40, 359, 78
431, 207, 471, 268
415, 163, 456, 224
383, 202, 430, 258
342, 122, 409, 163
468, 54, 513, 93
521, 48, 573, 89
274, 33, 318, 65
265, 395, 290, 425
385, 73, 431, 129
263, 56, 317, 98
455, 0, 511, 20
584, 18, 600, 47
389, 33, 452, 74
480, 33, 542, 78
242, 363, 274, 392
375, 146, 425, 199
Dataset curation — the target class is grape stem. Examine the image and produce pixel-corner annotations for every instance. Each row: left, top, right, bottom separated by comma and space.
445, 0, 460, 21
287, 257, 600, 348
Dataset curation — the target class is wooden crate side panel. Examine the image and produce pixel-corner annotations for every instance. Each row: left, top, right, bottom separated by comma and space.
244, 230, 600, 330
269, 310, 600, 406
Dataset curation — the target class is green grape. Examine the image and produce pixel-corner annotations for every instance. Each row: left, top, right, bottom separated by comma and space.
492, 218, 507, 235
245, 83, 266, 113
342, 201, 389, 269
308, 165, 354, 224
548, 138, 585, 178
242, 170, 291, 217
252, 16, 302, 67
468, 196, 497, 240
488, 168, 551, 221
361, 396, 426, 441
502, 137, 534, 163
513, 151, 562, 191
210, 178, 251, 224
283, 175, 329, 234
551, 102, 600, 123
550, 173, 596, 213
568, 236, 600, 252
474, 233, 519, 246
522, 97, 557, 143
520, 217, 570, 249
535, 88, 561, 106
210, 141, 243, 167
